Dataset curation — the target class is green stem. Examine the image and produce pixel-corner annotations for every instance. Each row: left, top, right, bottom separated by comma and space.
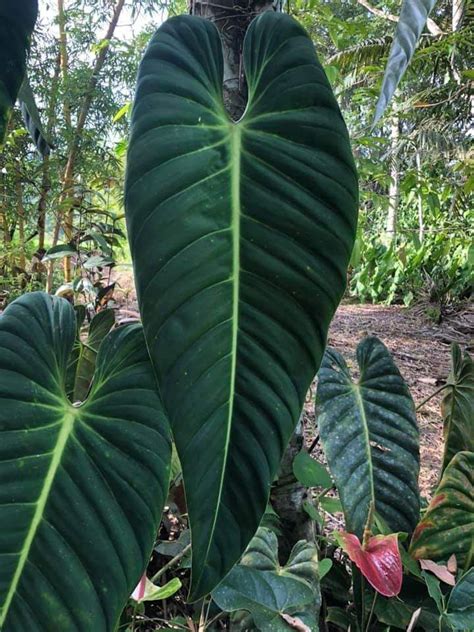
415, 383, 449, 411
365, 591, 378, 632
151, 543, 191, 583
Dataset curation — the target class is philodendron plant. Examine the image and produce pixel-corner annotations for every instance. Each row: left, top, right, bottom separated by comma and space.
125, 11, 358, 601
0, 8, 358, 629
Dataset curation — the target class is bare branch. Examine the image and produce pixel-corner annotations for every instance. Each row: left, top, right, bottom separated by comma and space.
355, 0, 442, 36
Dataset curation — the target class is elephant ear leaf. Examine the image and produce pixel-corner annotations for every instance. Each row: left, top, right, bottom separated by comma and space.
0, 292, 171, 631
316, 336, 420, 538
0, 0, 37, 143
441, 344, 474, 475
125, 11, 358, 599
410, 451, 473, 571
212, 527, 320, 631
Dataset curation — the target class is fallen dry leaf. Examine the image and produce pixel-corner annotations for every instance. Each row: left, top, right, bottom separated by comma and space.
420, 559, 455, 585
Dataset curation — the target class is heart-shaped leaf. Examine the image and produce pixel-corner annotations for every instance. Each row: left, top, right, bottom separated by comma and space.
410, 451, 474, 570
125, 11, 358, 599
441, 345, 474, 475
336, 532, 402, 597
0, 292, 171, 630
212, 527, 320, 631
0, 0, 37, 143
317, 336, 420, 538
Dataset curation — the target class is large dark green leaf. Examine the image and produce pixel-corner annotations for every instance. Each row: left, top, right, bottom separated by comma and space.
0, 292, 171, 631
410, 451, 473, 570
125, 12, 358, 599
374, 0, 439, 123
316, 336, 420, 537
0, 0, 37, 143
212, 527, 320, 631
441, 344, 474, 474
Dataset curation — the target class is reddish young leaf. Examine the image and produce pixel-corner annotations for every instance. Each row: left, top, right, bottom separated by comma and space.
336, 532, 402, 597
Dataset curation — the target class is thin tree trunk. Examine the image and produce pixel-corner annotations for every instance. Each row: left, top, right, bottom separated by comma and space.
415, 151, 424, 243
37, 50, 60, 252
58, 0, 126, 283
385, 111, 400, 244
15, 178, 26, 271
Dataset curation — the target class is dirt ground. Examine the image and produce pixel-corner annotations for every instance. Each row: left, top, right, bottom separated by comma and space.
112, 267, 473, 500
322, 303, 472, 499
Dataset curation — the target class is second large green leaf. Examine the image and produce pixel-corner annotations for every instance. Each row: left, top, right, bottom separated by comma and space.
125, 12, 358, 600
316, 337, 420, 537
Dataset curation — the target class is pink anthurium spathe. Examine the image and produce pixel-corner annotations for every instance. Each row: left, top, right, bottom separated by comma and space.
131, 573, 147, 601
336, 532, 402, 597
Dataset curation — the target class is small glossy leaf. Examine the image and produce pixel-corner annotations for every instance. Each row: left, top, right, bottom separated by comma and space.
320, 496, 343, 513
131, 577, 182, 603
0, 0, 37, 142
441, 345, 474, 474
212, 528, 320, 631
410, 451, 473, 570
125, 11, 358, 600
319, 559, 333, 580
317, 336, 420, 538
293, 451, 333, 488
0, 292, 171, 630
336, 532, 402, 597
374, 0, 439, 123
445, 568, 474, 629
42, 243, 78, 261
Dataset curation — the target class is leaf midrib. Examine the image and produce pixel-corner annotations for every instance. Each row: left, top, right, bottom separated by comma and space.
193, 123, 242, 587
0, 407, 77, 625
353, 382, 375, 526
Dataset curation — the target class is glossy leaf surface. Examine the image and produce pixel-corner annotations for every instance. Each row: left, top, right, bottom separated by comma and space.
317, 336, 420, 538
212, 527, 320, 631
445, 568, 474, 629
374, 0, 439, 123
441, 345, 474, 474
0, 0, 37, 143
0, 292, 171, 631
410, 451, 473, 570
125, 12, 358, 599
336, 532, 402, 597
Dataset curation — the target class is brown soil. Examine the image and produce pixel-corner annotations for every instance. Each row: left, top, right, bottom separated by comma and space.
112, 267, 472, 499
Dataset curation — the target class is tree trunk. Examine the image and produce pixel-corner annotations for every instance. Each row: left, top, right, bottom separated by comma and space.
190, 0, 316, 556
57, 0, 126, 284
416, 151, 424, 243
15, 178, 26, 271
37, 51, 60, 252
385, 111, 400, 244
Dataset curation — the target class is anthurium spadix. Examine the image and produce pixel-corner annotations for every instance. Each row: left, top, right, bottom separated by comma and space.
0, 293, 171, 631
125, 12, 358, 599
